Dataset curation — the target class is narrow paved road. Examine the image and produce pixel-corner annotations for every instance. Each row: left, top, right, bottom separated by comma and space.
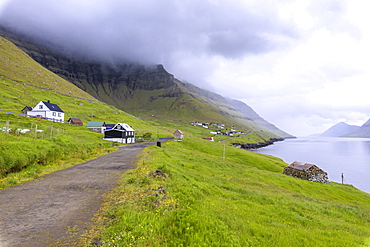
0, 141, 157, 246
218, 130, 251, 142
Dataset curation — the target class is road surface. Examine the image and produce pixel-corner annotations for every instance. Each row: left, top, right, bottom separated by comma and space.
0, 141, 157, 246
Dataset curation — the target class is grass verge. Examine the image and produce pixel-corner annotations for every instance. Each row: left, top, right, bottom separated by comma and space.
0, 113, 118, 189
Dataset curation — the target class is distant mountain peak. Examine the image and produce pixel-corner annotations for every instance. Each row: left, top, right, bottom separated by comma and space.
321, 122, 360, 137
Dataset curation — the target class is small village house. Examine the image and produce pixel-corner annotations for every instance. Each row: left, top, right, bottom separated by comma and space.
21, 106, 33, 115
283, 161, 329, 183
26, 101, 64, 122
67, 118, 83, 126
86, 121, 106, 133
173, 130, 184, 139
104, 123, 135, 144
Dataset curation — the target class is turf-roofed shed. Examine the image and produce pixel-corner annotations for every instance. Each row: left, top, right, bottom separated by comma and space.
283, 161, 329, 183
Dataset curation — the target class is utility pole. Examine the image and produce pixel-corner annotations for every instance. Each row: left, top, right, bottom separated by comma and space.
341, 173, 344, 184
5, 120, 9, 134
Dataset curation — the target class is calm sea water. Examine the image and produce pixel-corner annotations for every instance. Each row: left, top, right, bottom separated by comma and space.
254, 137, 370, 194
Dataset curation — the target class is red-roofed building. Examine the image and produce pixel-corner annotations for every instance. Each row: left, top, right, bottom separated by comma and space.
174, 130, 184, 139
68, 118, 83, 126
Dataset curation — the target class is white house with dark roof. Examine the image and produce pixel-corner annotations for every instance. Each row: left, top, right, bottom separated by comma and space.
27, 101, 64, 122
104, 123, 135, 143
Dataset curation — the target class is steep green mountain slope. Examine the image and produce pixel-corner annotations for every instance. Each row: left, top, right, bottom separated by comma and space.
227, 98, 294, 138
0, 35, 143, 185
0, 27, 292, 139
0, 36, 151, 129
0, 34, 276, 182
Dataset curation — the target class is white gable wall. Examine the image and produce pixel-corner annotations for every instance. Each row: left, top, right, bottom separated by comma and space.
27, 101, 65, 122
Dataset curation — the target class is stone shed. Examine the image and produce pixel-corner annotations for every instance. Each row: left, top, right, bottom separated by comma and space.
283, 161, 329, 183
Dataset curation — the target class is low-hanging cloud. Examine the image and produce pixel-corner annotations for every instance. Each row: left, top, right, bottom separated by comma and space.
3, 0, 366, 137
0, 0, 297, 65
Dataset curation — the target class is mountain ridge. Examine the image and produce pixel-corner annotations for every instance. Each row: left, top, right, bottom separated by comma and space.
320, 122, 360, 137
0, 26, 293, 138
227, 98, 294, 138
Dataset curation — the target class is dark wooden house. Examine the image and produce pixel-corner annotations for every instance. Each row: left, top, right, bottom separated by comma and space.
104, 123, 135, 144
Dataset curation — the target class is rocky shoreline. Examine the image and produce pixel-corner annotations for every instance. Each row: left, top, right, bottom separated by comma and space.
232, 137, 284, 150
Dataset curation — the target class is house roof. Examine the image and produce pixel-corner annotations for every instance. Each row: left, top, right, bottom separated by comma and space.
174, 130, 184, 134
22, 106, 33, 111
86, 121, 106, 127
112, 123, 134, 131
42, 101, 64, 113
287, 161, 316, 171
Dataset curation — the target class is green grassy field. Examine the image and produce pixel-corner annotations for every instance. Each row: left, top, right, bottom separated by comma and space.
82, 138, 370, 246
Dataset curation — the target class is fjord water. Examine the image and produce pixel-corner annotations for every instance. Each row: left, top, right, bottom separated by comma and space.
254, 137, 370, 194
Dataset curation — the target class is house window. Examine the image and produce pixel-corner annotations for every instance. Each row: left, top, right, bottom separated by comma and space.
52, 112, 56, 116
58, 113, 61, 117
39, 105, 43, 109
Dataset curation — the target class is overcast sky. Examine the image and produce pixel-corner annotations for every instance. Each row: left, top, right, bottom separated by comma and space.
1, 0, 369, 136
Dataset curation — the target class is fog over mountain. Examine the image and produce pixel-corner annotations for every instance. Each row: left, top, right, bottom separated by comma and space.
0, 0, 296, 66
1, 0, 369, 136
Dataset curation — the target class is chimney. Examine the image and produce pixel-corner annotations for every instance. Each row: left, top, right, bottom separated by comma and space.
47, 100, 50, 103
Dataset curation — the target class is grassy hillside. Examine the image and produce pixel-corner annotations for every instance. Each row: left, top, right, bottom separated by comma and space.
0, 36, 175, 186
0, 36, 177, 133
0, 35, 274, 186
0, 28, 289, 139
83, 137, 370, 246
